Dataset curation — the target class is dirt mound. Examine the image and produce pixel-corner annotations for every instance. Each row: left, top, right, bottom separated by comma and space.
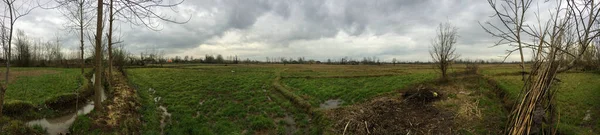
402, 87, 441, 103
327, 97, 455, 134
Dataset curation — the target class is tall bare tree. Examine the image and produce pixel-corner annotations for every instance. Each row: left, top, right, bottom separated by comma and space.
481, 0, 533, 81
91, 0, 188, 112
106, 0, 188, 77
107, 0, 114, 81
55, 0, 94, 74
430, 22, 459, 80
0, 0, 36, 118
93, 0, 104, 112
485, 0, 600, 134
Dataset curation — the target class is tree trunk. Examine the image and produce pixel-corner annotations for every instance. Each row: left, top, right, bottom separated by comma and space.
442, 64, 447, 79
0, 1, 15, 118
108, 0, 113, 80
94, 0, 104, 112
0, 86, 5, 118
80, 1, 85, 75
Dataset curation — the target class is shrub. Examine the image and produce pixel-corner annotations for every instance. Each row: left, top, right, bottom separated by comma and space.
466, 63, 479, 74
0, 119, 45, 135
2, 100, 35, 115
44, 93, 79, 109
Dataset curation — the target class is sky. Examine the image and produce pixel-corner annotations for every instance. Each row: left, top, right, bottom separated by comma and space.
15, 0, 558, 62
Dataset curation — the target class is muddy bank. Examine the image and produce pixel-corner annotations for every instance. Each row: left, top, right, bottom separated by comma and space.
25, 74, 106, 135
2, 71, 95, 120
26, 89, 105, 135
68, 69, 142, 134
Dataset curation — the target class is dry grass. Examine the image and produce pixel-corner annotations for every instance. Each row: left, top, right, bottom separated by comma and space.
0, 69, 60, 84
432, 74, 507, 134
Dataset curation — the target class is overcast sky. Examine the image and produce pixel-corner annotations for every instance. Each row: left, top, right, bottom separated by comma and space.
16, 0, 558, 62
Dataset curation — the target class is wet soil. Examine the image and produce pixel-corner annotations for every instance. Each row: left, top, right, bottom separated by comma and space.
326, 89, 455, 134
158, 105, 171, 134
320, 99, 343, 109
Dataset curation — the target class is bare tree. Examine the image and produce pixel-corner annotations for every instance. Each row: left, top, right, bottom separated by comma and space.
91, 0, 188, 112
55, 0, 94, 74
430, 22, 459, 80
484, 0, 600, 134
0, 0, 36, 118
481, 0, 533, 81
105, 0, 188, 80
107, 0, 114, 81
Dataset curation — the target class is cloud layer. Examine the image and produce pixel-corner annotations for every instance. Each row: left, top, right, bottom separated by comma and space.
15, 0, 551, 62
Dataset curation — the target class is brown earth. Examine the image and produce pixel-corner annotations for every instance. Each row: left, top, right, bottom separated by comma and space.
324, 74, 508, 135
72, 69, 142, 134
0, 70, 60, 84
326, 89, 456, 135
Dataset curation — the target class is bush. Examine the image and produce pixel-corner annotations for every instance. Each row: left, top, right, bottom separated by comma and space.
466, 63, 479, 74
2, 100, 35, 115
0, 119, 45, 135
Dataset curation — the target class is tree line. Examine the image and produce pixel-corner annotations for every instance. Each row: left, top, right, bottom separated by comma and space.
0, 0, 188, 119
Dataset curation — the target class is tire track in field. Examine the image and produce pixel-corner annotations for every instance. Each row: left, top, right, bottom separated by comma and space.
272, 68, 327, 134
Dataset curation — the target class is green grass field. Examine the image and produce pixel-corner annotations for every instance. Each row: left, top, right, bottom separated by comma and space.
282, 72, 436, 107
127, 66, 315, 134
2, 68, 88, 105
2, 64, 597, 134
125, 64, 599, 134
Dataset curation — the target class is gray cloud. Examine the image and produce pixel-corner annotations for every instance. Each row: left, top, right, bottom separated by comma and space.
14, 0, 553, 62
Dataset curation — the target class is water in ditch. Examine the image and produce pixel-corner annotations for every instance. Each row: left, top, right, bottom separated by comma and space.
26, 74, 106, 135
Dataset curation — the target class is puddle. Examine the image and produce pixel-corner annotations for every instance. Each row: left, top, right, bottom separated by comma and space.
159, 105, 171, 134
26, 74, 106, 135
149, 88, 171, 134
283, 114, 297, 134
320, 99, 343, 109
583, 110, 592, 121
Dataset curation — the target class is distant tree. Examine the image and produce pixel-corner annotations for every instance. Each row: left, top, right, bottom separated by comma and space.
14, 30, 31, 66
49, 35, 64, 65
216, 54, 224, 63
392, 58, 397, 65
174, 56, 181, 63
205, 55, 214, 63
234, 55, 238, 64
158, 50, 165, 66
266, 57, 269, 63
297, 57, 304, 64
430, 22, 459, 80
281, 57, 287, 65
